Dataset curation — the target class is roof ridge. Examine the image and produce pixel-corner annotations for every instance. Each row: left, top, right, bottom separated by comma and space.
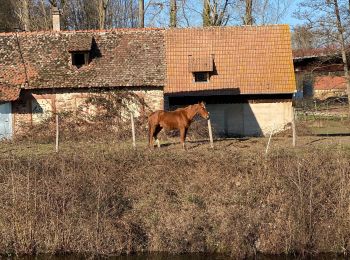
0, 24, 290, 36
165, 24, 290, 30
0, 27, 164, 36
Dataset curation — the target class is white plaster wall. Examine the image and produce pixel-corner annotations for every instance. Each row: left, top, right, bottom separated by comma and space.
246, 102, 292, 135
207, 102, 292, 137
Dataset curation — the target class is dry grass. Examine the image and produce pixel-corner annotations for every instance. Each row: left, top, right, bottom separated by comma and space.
2, 96, 350, 258
1, 136, 350, 258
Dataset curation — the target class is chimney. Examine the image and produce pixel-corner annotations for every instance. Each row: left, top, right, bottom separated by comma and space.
52, 7, 61, 31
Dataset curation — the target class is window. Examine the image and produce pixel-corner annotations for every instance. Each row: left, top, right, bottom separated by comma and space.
71, 51, 89, 68
193, 72, 209, 82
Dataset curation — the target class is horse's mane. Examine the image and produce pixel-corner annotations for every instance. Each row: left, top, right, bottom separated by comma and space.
174, 104, 196, 112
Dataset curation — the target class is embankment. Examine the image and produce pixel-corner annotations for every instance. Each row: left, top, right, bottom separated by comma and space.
0, 144, 349, 257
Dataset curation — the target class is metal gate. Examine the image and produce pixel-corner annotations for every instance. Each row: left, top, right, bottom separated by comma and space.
0, 102, 12, 139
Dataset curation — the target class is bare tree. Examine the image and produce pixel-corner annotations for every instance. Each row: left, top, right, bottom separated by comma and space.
12, 0, 54, 31
0, 0, 19, 32
0, 0, 293, 31
59, 0, 138, 30
97, 0, 109, 29
203, 0, 211, 26
139, 0, 144, 27
296, 0, 350, 115
333, 0, 350, 115
227, 0, 293, 25
202, 0, 231, 26
14, 0, 30, 31
253, 0, 293, 24
170, 0, 177, 27
244, 0, 253, 25
292, 25, 317, 50
177, 0, 293, 27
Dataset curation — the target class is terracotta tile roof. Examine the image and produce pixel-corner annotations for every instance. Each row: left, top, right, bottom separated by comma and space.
0, 26, 296, 96
314, 76, 347, 90
189, 56, 214, 72
0, 84, 20, 102
165, 25, 296, 94
67, 35, 93, 51
0, 29, 165, 89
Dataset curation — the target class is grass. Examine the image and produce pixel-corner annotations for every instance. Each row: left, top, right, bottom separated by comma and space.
309, 120, 350, 135
296, 116, 350, 136
2, 135, 349, 157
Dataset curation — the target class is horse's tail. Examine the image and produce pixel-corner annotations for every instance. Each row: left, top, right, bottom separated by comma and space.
147, 111, 157, 145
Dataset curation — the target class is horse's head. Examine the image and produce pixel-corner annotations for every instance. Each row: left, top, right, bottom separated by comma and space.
197, 101, 210, 120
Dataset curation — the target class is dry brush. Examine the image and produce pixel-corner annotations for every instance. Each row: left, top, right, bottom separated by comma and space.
0, 145, 350, 257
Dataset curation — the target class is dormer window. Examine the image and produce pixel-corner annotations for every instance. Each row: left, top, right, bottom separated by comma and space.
194, 72, 209, 82
68, 36, 94, 68
188, 55, 214, 83
71, 51, 89, 68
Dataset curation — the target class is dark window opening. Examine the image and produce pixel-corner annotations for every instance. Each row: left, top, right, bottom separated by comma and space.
193, 72, 209, 82
71, 51, 89, 68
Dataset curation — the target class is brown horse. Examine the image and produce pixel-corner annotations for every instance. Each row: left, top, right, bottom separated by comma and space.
148, 102, 210, 149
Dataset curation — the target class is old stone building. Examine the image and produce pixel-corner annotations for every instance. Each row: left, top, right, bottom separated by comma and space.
0, 24, 296, 139
0, 29, 165, 138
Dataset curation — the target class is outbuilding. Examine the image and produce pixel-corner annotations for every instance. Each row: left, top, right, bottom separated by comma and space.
165, 25, 296, 136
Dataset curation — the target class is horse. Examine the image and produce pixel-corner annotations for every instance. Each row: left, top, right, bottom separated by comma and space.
148, 102, 210, 149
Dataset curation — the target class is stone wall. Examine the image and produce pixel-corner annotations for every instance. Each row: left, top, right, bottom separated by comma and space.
314, 89, 347, 100
12, 87, 164, 135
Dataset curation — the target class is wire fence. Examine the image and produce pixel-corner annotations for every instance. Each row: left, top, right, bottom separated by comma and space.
7, 91, 350, 152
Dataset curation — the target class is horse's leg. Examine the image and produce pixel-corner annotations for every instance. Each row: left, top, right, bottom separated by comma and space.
180, 127, 187, 150
153, 125, 162, 148
149, 124, 155, 148
184, 127, 189, 145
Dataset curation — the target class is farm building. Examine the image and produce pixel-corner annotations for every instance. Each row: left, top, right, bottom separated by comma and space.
0, 29, 165, 139
0, 23, 296, 139
293, 47, 348, 100
165, 26, 295, 136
